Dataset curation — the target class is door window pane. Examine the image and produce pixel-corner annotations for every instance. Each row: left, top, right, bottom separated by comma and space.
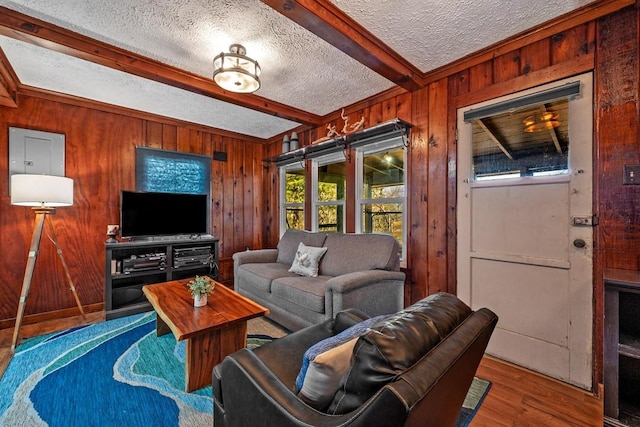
472, 99, 569, 181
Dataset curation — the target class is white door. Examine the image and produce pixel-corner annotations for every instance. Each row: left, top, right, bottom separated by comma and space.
457, 73, 593, 389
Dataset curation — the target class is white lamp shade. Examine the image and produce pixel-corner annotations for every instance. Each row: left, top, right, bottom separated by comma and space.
11, 174, 74, 207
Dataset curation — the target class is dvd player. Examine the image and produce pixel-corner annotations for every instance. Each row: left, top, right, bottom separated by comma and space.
174, 246, 212, 257
123, 252, 167, 273
173, 246, 213, 269
174, 253, 212, 268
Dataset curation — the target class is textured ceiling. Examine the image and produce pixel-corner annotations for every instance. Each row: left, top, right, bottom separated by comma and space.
0, 35, 301, 139
330, 0, 595, 72
1, 0, 597, 139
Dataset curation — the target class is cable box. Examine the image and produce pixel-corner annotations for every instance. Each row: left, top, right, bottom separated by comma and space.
173, 246, 212, 257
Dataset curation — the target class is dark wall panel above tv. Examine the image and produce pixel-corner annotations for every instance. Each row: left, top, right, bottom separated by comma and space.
135, 146, 211, 195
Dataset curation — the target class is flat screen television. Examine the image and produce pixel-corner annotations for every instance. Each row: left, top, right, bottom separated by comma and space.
120, 190, 208, 239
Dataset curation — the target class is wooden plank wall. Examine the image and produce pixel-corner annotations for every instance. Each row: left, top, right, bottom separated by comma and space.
596, 6, 640, 270
0, 2, 636, 390
264, 4, 639, 389
594, 5, 639, 387
0, 95, 264, 327
271, 20, 599, 303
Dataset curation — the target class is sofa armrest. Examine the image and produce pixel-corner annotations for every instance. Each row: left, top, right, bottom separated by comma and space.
213, 348, 407, 427
232, 249, 278, 266
324, 270, 405, 319
389, 308, 498, 426
233, 249, 279, 289
326, 270, 406, 293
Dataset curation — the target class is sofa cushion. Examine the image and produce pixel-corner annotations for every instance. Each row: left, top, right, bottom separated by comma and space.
237, 262, 296, 293
295, 314, 386, 410
297, 337, 358, 410
277, 229, 327, 265
327, 292, 473, 415
271, 276, 329, 314
319, 233, 400, 277
289, 242, 328, 277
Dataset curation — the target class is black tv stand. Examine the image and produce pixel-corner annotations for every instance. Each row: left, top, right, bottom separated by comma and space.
104, 236, 219, 320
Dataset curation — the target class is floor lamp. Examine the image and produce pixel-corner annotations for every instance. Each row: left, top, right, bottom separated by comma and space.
10, 174, 85, 353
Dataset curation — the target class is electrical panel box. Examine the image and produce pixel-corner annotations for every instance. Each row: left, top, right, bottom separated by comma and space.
9, 127, 65, 181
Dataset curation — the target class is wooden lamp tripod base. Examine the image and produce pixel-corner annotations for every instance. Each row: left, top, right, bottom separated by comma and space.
10, 207, 85, 353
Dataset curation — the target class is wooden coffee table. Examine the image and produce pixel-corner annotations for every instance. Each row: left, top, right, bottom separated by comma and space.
142, 279, 268, 392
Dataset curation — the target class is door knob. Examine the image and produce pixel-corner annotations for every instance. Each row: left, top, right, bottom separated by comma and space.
573, 239, 586, 248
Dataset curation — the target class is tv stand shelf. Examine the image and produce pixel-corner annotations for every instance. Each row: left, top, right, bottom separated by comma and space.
105, 237, 219, 320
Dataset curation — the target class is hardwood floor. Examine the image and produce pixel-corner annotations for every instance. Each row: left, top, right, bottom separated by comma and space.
0, 313, 603, 426
473, 356, 603, 426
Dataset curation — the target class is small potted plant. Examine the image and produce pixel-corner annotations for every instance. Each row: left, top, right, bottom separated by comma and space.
187, 275, 215, 307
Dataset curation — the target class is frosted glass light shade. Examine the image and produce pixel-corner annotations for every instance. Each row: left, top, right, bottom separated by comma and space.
11, 174, 74, 207
213, 44, 261, 93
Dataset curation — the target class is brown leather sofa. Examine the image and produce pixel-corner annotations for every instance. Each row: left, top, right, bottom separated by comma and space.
213, 292, 498, 427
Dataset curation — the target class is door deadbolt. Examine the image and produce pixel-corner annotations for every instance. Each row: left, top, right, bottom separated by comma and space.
573, 239, 586, 248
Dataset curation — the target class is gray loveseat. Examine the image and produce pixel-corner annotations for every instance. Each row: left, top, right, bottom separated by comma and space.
233, 229, 405, 331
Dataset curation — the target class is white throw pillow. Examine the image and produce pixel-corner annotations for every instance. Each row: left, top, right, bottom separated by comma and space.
288, 242, 328, 277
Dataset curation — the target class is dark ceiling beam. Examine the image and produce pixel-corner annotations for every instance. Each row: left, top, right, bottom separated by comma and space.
260, 0, 423, 92
0, 6, 322, 126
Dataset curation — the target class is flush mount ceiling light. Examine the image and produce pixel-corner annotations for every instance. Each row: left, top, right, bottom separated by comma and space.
213, 44, 261, 93
523, 112, 560, 133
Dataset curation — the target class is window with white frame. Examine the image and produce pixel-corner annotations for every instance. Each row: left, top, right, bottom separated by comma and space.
312, 152, 346, 233
280, 164, 305, 234
356, 140, 406, 262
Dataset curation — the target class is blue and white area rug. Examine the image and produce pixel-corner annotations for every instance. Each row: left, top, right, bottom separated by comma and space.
0, 312, 490, 426
0, 312, 214, 426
